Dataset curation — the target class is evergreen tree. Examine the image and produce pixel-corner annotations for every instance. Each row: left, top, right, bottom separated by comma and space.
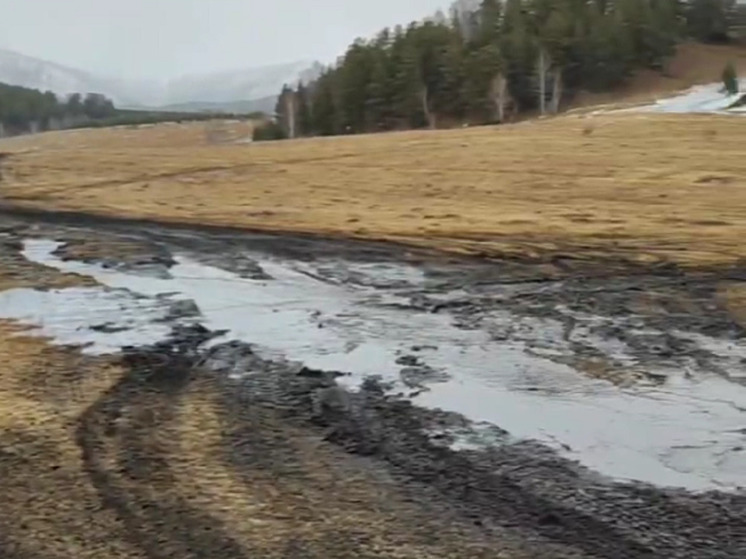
0, 83, 117, 136
310, 71, 338, 136
274, 85, 296, 138
66, 93, 84, 115
687, 0, 735, 42
296, 83, 312, 136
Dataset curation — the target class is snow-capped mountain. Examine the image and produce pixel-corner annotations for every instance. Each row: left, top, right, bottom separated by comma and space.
0, 49, 321, 111
0, 49, 147, 104
162, 61, 323, 106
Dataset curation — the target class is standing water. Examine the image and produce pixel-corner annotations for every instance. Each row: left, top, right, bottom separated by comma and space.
1, 238, 743, 492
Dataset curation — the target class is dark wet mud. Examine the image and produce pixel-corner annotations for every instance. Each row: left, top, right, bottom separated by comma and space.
1, 211, 746, 558
77, 324, 746, 559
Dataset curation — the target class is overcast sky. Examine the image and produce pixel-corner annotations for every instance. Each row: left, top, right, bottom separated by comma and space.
0, 0, 447, 80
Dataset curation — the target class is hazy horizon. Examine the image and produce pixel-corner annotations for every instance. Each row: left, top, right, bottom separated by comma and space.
0, 0, 448, 80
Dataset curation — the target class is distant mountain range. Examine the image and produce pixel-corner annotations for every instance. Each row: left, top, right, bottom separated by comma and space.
0, 49, 322, 113
149, 96, 280, 115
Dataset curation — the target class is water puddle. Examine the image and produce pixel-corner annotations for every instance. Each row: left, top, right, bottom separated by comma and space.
0, 286, 176, 354
4, 238, 746, 492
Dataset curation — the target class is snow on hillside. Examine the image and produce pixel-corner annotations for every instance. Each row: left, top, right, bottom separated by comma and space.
637, 80, 746, 114
0, 49, 125, 99
163, 60, 322, 106
0, 49, 321, 110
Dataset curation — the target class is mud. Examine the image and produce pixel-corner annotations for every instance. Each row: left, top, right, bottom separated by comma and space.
1, 211, 746, 558
86, 324, 746, 559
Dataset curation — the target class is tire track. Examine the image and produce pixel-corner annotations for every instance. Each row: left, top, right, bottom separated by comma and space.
75, 341, 253, 559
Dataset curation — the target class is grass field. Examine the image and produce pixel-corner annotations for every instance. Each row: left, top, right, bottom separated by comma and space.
1, 111, 744, 268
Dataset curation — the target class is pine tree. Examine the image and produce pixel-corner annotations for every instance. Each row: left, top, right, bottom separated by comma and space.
296, 83, 312, 136
310, 72, 338, 136
274, 85, 296, 138
687, 0, 735, 42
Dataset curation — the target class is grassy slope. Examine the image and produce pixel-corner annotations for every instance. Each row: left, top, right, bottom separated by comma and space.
2, 112, 745, 267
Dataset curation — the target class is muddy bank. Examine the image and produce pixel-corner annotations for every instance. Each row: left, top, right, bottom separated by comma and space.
107, 325, 746, 559
77, 325, 558, 559
0, 235, 535, 558
0, 203, 728, 277
1, 213, 746, 557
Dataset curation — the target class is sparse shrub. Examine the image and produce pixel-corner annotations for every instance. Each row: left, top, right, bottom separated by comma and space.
252, 121, 287, 142
722, 62, 739, 96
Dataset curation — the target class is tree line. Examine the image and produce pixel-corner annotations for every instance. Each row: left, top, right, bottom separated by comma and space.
259, 0, 739, 140
0, 83, 118, 136
0, 83, 257, 137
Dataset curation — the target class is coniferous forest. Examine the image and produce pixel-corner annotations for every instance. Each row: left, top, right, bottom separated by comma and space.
0, 83, 253, 137
264, 0, 740, 140
0, 84, 117, 136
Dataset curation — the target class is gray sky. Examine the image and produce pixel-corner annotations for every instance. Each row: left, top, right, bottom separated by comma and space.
0, 0, 446, 79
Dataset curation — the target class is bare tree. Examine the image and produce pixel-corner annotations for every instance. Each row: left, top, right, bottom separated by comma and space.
285, 92, 297, 139
420, 86, 436, 129
490, 73, 509, 122
550, 67, 563, 114
537, 47, 549, 115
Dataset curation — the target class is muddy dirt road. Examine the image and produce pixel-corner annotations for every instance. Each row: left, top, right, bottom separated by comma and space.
0, 210, 745, 558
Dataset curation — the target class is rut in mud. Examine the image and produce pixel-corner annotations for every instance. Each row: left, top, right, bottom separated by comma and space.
74, 326, 553, 559
76, 332, 251, 559
1, 212, 746, 558
76, 324, 746, 559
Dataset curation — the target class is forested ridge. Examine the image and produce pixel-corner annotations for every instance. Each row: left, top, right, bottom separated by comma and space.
0, 83, 117, 135
0, 82, 254, 137
265, 0, 741, 139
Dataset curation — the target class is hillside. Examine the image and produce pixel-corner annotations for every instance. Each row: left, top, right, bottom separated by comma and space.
267, 0, 746, 139
149, 96, 278, 115
570, 42, 746, 109
0, 49, 320, 110
0, 49, 142, 104
160, 61, 322, 108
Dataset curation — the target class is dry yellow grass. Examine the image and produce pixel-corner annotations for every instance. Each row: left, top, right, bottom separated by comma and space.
0, 244, 97, 291
0, 242, 136, 557
2, 319, 480, 559
0, 322, 145, 559
2, 112, 745, 267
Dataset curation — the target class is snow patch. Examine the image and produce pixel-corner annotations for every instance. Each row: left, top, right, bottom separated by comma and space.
635, 80, 746, 115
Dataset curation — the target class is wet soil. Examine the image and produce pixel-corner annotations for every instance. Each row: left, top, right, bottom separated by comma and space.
80, 325, 746, 559
1, 211, 746, 558
0, 225, 97, 291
